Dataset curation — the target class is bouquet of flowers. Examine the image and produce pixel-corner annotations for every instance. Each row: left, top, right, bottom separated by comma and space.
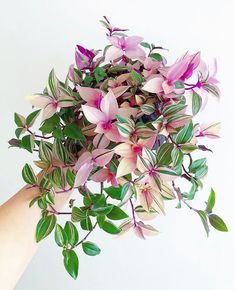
9, 17, 227, 279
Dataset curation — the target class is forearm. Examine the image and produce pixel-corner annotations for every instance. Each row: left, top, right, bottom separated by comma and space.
0, 178, 72, 290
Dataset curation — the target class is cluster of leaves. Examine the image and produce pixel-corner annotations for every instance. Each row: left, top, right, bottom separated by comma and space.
9, 17, 227, 279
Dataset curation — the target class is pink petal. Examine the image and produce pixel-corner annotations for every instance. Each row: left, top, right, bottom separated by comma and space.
105, 46, 123, 61
100, 90, 119, 120
116, 157, 137, 178
92, 149, 114, 166
167, 57, 191, 83
26, 94, 51, 108
41, 104, 57, 121
91, 168, 109, 182
114, 143, 133, 158
142, 77, 164, 94
81, 105, 105, 124
93, 133, 110, 148
74, 162, 93, 187
77, 86, 103, 105
107, 36, 120, 47
74, 152, 92, 171
125, 36, 144, 48
125, 47, 145, 59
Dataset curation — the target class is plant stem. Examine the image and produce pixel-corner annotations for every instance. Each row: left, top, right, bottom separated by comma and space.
129, 199, 137, 226
75, 222, 98, 247
27, 128, 53, 140
172, 181, 197, 212
48, 205, 72, 215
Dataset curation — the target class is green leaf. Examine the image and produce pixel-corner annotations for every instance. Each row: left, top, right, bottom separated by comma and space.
197, 210, 209, 237
189, 158, 206, 173
140, 42, 151, 49
36, 214, 56, 242
94, 67, 107, 83
208, 214, 228, 232
26, 110, 41, 127
39, 114, 60, 134
39, 140, 53, 162
92, 205, 114, 216
104, 186, 122, 200
131, 70, 144, 85
175, 120, 193, 144
195, 165, 208, 178
14, 112, 25, 127
82, 241, 101, 256
55, 224, 68, 247
107, 205, 128, 220
15, 127, 24, 139
157, 143, 174, 166
192, 91, 202, 115
22, 163, 37, 184
80, 217, 93, 231
120, 183, 131, 201
149, 53, 163, 61
21, 134, 34, 153
66, 168, 75, 187
206, 188, 216, 213
72, 207, 87, 222
64, 221, 79, 246
52, 139, 68, 164
47, 69, 59, 98
101, 220, 121, 234
64, 123, 86, 142
63, 249, 79, 279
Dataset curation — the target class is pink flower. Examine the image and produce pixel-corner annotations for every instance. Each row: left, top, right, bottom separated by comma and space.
77, 86, 104, 108
114, 136, 156, 178
105, 35, 145, 61
73, 149, 114, 187
75, 45, 95, 70
81, 90, 137, 142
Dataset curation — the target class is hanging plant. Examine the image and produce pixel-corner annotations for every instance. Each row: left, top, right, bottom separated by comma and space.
9, 16, 227, 279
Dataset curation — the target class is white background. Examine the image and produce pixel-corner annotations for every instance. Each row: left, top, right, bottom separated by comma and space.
0, 0, 235, 289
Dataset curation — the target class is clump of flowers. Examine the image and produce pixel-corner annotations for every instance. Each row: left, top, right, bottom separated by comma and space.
9, 17, 227, 279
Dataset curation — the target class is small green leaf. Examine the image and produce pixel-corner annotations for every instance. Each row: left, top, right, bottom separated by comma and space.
208, 214, 228, 232
66, 168, 75, 187
140, 42, 151, 49
72, 207, 87, 222
149, 53, 163, 61
206, 188, 216, 213
14, 112, 25, 127
192, 91, 202, 115
64, 123, 86, 142
52, 139, 68, 164
55, 224, 68, 247
63, 249, 79, 279
64, 221, 79, 246
82, 241, 101, 256
80, 217, 93, 231
92, 205, 114, 216
36, 215, 56, 242
131, 70, 144, 85
104, 186, 122, 200
21, 134, 34, 153
94, 67, 107, 83
189, 158, 207, 173
157, 143, 174, 166
39, 114, 60, 134
22, 163, 37, 184
101, 220, 121, 234
175, 121, 193, 144
39, 140, 53, 162
106, 205, 129, 220
26, 110, 41, 127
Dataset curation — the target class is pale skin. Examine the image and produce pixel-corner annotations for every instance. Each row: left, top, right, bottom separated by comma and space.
0, 173, 72, 290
